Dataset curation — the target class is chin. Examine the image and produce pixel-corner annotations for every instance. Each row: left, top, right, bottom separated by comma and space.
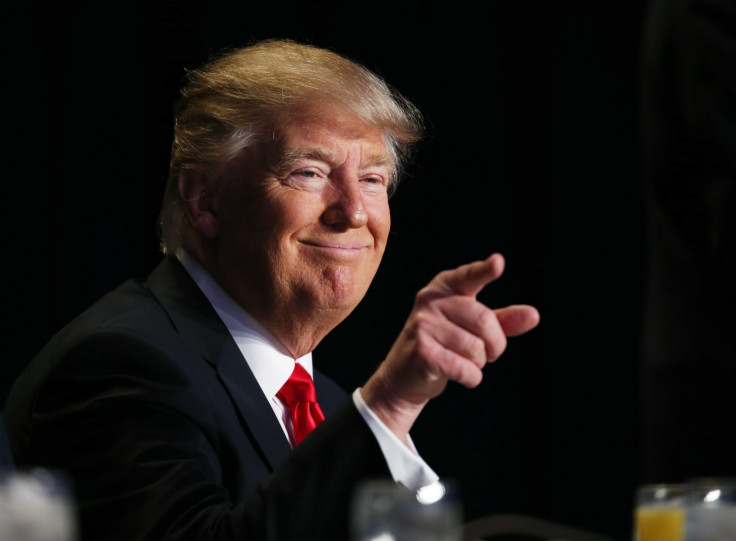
320, 264, 372, 301
312, 286, 369, 325
315, 285, 361, 311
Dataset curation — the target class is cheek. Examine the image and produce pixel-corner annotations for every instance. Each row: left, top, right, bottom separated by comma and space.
369, 199, 391, 245
270, 192, 324, 233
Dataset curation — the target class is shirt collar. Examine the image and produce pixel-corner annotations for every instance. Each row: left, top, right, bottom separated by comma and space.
177, 251, 313, 399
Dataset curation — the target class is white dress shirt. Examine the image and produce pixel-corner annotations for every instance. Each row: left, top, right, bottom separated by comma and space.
178, 251, 438, 490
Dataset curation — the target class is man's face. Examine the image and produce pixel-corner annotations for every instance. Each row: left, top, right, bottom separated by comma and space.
209, 107, 392, 348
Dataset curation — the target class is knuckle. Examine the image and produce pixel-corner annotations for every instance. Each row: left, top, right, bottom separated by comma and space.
414, 287, 430, 303
410, 312, 433, 335
407, 323, 436, 358
465, 334, 486, 361
475, 306, 497, 330
414, 286, 445, 307
413, 334, 433, 359
438, 349, 460, 375
486, 335, 508, 361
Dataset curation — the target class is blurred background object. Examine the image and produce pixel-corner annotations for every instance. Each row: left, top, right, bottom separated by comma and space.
639, 0, 736, 485
0, 469, 78, 541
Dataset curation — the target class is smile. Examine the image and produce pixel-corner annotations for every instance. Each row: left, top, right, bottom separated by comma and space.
300, 241, 369, 255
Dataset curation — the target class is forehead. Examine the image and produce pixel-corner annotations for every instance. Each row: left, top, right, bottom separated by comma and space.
273, 107, 392, 167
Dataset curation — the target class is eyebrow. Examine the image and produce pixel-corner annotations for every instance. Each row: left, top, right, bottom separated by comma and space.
277, 147, 395, 172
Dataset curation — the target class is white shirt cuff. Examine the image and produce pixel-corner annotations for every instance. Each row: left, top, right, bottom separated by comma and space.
352, 388, 439, 491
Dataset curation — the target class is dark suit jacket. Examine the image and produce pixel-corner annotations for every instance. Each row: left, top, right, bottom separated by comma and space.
3, 256, 391, 541
0, 418, 13, 471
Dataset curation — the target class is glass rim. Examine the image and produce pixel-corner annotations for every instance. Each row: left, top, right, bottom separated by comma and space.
638, 483, 687, 491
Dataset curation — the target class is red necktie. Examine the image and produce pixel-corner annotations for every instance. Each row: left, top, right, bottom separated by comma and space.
277, 363, 325, 445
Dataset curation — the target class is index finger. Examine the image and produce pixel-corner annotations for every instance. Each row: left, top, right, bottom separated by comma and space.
439, 253, 505, 297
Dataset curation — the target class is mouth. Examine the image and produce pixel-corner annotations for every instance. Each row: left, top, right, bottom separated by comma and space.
300, 240, 370, 256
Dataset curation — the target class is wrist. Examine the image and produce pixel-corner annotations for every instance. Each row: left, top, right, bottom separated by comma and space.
361, 372, 427, 445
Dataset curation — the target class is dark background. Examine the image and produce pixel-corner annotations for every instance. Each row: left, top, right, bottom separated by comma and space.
5, 2, 651, 539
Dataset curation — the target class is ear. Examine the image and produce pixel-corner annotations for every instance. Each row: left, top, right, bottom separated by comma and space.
178, 170, 219, 238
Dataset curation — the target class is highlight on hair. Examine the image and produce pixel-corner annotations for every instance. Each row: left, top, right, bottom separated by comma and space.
158, 39, 424, 255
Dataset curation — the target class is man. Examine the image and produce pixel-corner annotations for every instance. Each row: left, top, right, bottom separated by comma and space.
3, 39, 539, 540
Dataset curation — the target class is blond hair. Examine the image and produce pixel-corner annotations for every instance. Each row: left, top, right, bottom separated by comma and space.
158, 39, 423, 254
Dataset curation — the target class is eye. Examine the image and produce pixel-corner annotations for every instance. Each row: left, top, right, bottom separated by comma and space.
360, 175, 389, 196
361, 175, 386, 185
282, 168, 328, 191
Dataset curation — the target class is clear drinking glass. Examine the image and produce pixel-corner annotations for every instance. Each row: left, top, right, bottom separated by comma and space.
684, 478, 736, 541
0, 468, 79, 541
634, 484, 686, 541
350, 479, 463, 541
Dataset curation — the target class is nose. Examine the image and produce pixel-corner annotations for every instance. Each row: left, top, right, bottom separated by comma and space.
321, 178, 368, 229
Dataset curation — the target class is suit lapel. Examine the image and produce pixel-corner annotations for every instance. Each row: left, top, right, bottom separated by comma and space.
145, 257, 292, 470
215, 339, 292, 467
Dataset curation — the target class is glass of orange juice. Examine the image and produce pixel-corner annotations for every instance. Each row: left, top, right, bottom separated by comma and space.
684, 478, 736, 541
635, 484, 686, 541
